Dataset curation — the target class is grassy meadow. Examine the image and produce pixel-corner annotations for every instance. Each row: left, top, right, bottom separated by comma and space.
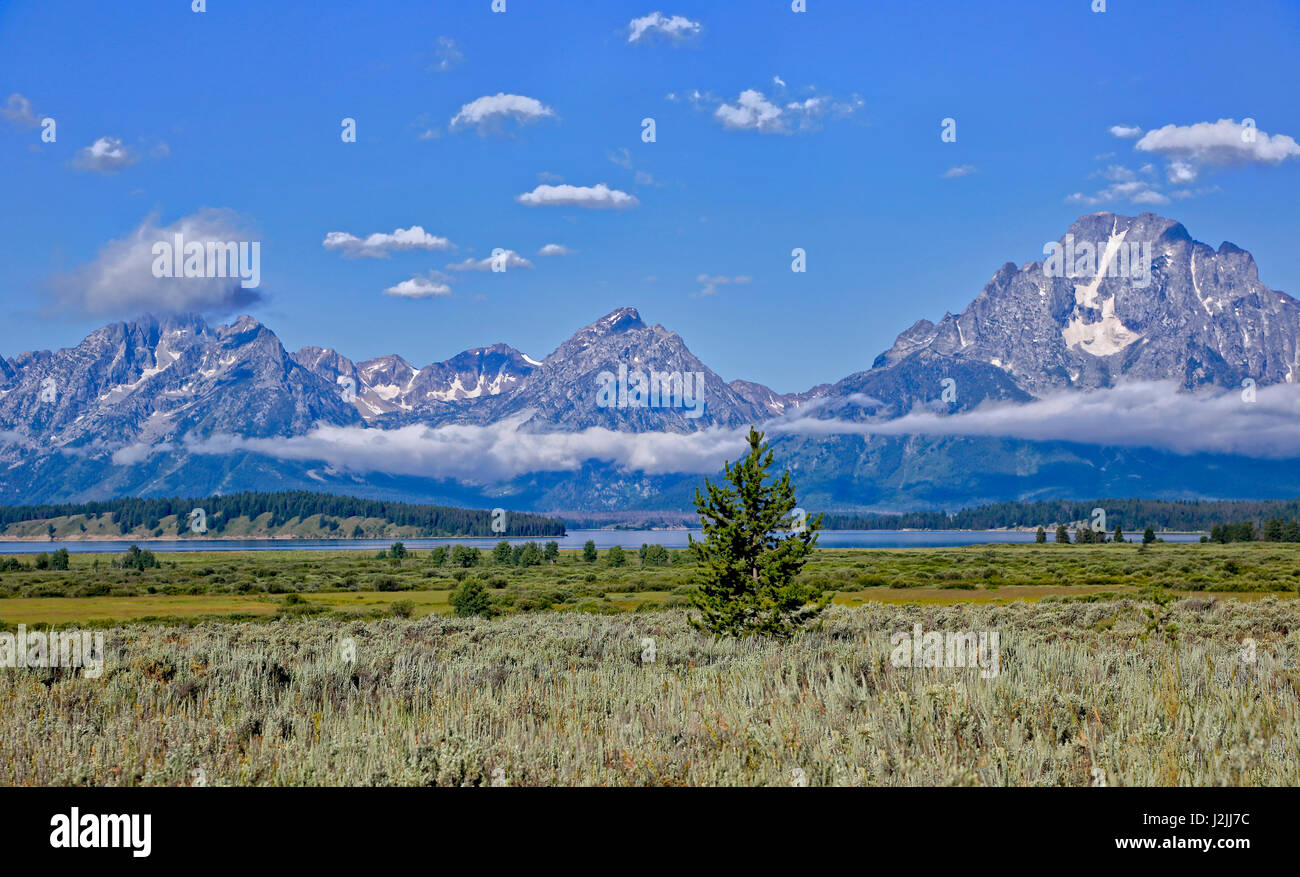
0, 540, 1297, 627
0, 541, 1297, 786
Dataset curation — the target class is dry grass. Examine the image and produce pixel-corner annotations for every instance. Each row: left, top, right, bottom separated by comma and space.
1, 596, 1296, 786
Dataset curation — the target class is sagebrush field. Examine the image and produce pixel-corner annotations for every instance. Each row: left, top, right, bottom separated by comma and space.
1, 543, 1297, 786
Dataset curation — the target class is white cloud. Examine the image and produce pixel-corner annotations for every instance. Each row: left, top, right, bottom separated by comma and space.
696, 274, 752, 296
538, 244, 574, 256
1135, 118, 1300, 167
627, 12, 702, 44
1066, 172, 1169, 206
515, 183, 639, 209
450, 93, 556, 133
172, 417, 748, 483
1, 93, 39, 127
773, 381, 1300, 459
711, 87, 861, 134
942, 164, 975, 179
322, 225, 455, 258
49, 209, 263, 317
714, 89, 784, 133
446, 249, 534, 271
72, 136, 138, 173
1108, 124, 1143, 139
383, 273, 453, 298
113, 381, 1300, 482
1166, 160, 1199, 184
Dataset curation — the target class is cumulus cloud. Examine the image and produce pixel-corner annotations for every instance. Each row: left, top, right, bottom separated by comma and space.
710, 86, 861, 134
627, 11, 703, 44
515, 183, 639, 209
696, 274, 752, 296
383, 272, 453, 298
1073, 119, 1298, 205
1135, 118, 1300, 168
72, 136, 138, 173
322, 225, 455, 258
147, 417, 750, 483
48, 208, 264, 317
942, 164, 976, 179
773, 381, 1300, 459
1, 93, 39, 127
446, 249, 534, 271
538, 243, 574, 256
450, 93, 556, 133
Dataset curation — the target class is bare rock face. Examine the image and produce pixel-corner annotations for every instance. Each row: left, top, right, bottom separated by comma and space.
863, 212, 1300, 398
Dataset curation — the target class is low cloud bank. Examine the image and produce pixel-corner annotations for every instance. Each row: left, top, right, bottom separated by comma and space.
98, 381, 1300, 483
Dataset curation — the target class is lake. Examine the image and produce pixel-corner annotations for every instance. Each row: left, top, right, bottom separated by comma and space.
0, 528, 1206, 554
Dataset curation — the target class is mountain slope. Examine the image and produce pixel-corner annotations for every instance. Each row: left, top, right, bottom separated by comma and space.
0, 212, 1295, 511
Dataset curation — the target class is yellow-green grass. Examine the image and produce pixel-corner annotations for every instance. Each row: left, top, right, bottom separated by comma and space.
1, 541, 1297, 626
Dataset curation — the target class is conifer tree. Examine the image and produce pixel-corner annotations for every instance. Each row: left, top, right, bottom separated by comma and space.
688, 428, 828, 639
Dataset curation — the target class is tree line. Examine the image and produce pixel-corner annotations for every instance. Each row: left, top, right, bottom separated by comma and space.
822, 498, 1300, 533
0, 491, 565, 538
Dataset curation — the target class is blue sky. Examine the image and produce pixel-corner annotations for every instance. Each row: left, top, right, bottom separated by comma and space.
2, 0, 1298, 392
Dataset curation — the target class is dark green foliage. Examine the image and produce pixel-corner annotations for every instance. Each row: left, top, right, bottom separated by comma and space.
117, 544, 159, 571
1143, 527, 1156, 545
1055, 524, 1070, 544
582, 540, 597, 563
516, 542, 544, 567
428, 546, 447, 566
493, 541, 513, 565
450, 545, 481, 568
0, 491, 564, 538
606, 545, 626, 567
451, 578, 492, 617
640, 543, 670, 565
1210, 522, 1258, 543
1034, 527, 1046, 544
688, 428, 828, 639
822, 498, 1300, 533
544, 541, 559, 563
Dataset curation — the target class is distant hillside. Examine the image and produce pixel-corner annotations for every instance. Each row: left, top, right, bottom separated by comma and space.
823, 498, 1300, 532
0, 491, 564, 541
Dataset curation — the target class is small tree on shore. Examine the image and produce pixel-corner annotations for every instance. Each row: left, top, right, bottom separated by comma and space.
1035, 527, 1046, 544
688, 428, 828, 639
1055, 524, 1070, 544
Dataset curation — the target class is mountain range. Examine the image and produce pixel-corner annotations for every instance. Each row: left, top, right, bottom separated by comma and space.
2, 212, 1298, 516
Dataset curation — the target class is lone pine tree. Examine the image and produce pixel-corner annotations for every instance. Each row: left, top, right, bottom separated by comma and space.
688, 427, 828, 639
